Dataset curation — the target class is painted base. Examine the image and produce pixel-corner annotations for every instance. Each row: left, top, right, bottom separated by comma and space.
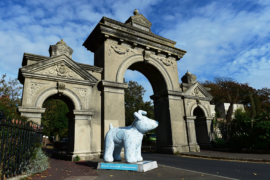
97, 160, 158, 172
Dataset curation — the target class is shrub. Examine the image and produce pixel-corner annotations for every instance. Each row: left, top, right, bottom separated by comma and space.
24, 148, 49, 175
73, 155, 80, 162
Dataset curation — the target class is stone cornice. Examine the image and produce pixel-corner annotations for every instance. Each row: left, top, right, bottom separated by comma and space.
76, 62, 103, 73
83, 17, 186, 60
22, 53, 103, 73
21, 72, 96, 86
19, 54, 99, 85
102, 17, 176, 46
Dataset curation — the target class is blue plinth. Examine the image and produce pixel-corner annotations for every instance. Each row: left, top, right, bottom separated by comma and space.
100, 163, 138, 171
97, 160, 158, 172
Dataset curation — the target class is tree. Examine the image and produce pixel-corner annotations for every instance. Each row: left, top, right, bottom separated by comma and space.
41, 99, 69, 141
124, 80, 154, 126
0, 74, 25, 120
201, 77, 254, 107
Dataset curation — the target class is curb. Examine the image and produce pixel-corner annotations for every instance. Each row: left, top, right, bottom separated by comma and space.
178, 153, 270, 163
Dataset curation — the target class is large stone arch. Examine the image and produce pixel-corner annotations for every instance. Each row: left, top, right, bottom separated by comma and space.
35, 87, 83, 110
116, 54, 174, 91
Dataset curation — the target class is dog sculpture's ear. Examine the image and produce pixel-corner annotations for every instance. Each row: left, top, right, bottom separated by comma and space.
138, 110, 147, 116
134, 112, 142, 121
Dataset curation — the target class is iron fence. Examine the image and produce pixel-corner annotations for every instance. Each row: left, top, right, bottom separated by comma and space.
0, 110, 43, 180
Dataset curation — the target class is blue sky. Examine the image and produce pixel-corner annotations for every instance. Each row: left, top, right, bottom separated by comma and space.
1, 0, 270, 102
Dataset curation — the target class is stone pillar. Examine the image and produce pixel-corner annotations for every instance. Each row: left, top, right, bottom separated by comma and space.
151, 91, 189, 154
100, 80, 128, 149
185, 116, 200, 152
69, 110, 94, 161
206, 117, 213, 142
18, 106, 46, 125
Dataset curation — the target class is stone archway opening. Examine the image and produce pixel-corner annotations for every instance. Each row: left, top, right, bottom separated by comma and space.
193, 106, 209, 149
123, 61, 171, 151
41, 94, 75, 153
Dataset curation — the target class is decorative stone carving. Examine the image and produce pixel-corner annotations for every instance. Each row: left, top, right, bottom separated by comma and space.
191, 87, 205, 97
75, 88, 87, 107
110, 45, 135, 57
103, 110, 158, 163
57, 81, 66, 95
38, 62, 84, 80
143, 50, 151, 63
154, 55, 175, 72
28, 82, 46, 103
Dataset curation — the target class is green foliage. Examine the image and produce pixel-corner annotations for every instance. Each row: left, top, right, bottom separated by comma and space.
0, 74, 27, 120
213, 109, 270, 150
124, 80, 155, 126
73, 155, 80, 161
212, 137, 227, 148
41, 99, 69, 141
25, 148, 49, 175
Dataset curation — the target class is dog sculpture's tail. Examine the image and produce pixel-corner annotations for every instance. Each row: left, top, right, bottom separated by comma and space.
109, 123, 113, 130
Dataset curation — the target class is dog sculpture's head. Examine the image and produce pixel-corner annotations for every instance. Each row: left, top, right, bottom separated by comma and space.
133, 110, 159, 134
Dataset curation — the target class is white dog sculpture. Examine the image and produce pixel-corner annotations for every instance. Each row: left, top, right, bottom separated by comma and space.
103, 110, 159, 163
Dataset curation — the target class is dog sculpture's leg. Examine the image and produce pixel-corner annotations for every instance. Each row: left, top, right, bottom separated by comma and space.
113, 146, 122, 161
103, 133, 114, 162
136, 142, 143, 162
124, 139, 137, 163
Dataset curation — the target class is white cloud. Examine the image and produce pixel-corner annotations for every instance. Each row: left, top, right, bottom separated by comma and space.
160, 1, 270, 89
1, 0, 270, 103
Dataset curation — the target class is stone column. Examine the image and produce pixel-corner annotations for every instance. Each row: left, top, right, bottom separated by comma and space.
206, 117, 213, 142
185, 116, 200, 152
70, 110, 94, 161
18, 106, 46, 125
100, 80, 128, 149
151, 91, 189, 154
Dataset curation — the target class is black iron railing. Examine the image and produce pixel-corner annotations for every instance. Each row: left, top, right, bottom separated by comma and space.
0, 110, 43, 180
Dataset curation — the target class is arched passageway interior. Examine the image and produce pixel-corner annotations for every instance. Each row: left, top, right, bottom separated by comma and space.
124, 61, 172, 147
42, 94, 75, 153
193, 106, 209, 148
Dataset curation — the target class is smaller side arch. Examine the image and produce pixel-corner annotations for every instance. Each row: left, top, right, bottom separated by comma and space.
190, 103, 209, 117
35, 87, 82, 110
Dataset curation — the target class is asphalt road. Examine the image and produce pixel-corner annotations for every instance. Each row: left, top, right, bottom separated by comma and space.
142, 152, 270, 180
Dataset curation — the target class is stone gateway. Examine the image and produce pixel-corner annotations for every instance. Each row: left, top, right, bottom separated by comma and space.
17, 10, 214, 161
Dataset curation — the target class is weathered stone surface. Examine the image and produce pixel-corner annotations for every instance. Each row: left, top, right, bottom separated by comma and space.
17, 10, 215, 160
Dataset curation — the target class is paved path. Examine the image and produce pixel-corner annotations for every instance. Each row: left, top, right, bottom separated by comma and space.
29, 158, 98, 180
22, 150, 270, 180
88, 158, 235, 180
179, 150, 270, 162
142, 152, 270, 180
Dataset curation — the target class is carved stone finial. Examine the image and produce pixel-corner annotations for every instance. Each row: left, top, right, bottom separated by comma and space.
186, 70, 192, 76
49, 39, 73, 58
181, 70, 197, 84
134, 9, 139, 15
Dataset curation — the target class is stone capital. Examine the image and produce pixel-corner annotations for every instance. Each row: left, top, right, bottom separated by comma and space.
73, 110, 94, 120
185, 116, 197, 121
150, 90, 184, 101
18, 106, 46, 114
100, 80, 128, 89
